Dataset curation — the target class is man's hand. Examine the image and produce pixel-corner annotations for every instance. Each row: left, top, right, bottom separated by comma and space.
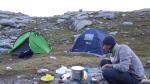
102, 64, 113, 69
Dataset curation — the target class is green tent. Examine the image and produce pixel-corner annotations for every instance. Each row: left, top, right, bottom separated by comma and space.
10, 31, 52, 57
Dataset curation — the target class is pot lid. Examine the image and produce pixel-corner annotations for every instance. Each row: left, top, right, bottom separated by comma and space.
71, 66, 84, 70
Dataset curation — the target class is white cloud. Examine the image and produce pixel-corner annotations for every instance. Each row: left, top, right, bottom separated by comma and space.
0, 0, 149, 16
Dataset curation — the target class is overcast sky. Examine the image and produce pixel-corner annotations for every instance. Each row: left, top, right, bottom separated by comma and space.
0, 0, 149, 16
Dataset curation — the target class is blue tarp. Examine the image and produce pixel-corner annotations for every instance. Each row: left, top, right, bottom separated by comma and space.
70, 28, 108, 56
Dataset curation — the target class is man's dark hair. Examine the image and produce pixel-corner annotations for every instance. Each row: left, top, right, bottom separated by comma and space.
103, 35, 116, 47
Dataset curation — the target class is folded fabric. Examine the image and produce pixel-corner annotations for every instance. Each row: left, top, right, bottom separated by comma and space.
56, 66, 69, 74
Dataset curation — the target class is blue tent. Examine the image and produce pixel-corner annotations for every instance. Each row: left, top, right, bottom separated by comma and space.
70, 28, 108, 56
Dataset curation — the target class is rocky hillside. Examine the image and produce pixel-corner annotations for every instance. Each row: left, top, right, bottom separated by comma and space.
0, 11, 32, 52
0, 9, 150, 58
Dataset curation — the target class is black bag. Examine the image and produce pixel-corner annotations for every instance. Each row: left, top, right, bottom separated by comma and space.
18, 49, 33, 58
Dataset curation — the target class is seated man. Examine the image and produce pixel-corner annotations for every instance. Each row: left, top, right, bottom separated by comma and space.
100, 36, 145, 84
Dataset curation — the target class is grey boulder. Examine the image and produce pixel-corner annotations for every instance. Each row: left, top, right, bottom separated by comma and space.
73, 20, 92, 31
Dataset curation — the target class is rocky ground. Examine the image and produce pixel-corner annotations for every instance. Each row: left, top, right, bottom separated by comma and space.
0, 9, 150, 84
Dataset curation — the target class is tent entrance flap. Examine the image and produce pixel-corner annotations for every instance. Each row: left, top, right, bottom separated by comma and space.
11, 39, 33, 58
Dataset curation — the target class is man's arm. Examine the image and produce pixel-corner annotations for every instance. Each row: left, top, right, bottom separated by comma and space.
112, 45, 132, 72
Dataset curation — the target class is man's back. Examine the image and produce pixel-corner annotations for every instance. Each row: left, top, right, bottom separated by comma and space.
112, 44, 145, 80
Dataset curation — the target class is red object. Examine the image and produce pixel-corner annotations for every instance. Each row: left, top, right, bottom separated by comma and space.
59, 79, 64, 83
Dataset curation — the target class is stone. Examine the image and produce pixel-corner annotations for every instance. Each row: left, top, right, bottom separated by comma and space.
14, 79, 33, 84
33, 81, 39, 84
76, 15, 89, 20
0, 48, 8, 53
16, 16, 31, 22
61, 14, 71, 19
6, 66, 12, 70
43, 28, 49, 31
109, 31, 118, 36
37, 68, 49, 74
0, 80, 6, 84
17, 75, 27, 79
0, 10, 14, 15
98, 21, 103, 24
73, 20, 92, 31
62, 37, 68, 42
85, 28, 91, 30
11, 36, 17, 40
89, 15, 94, 18
0, 36, 6, 39
0, 14, 31, 28
122, 14, 126, 17
120, 32, 129, 34
0, 19, 16, 27
122, 34, 129, 38
0, 39, 12, 48
34, 27, 38, 30
122, 22, 133, 26
75, 12, 89, 20
140, 79, 150, 84
65, 40, 70, 44
3, 26, 11, 30
7, 29, 21, 34
147, 60, 150, 64
0, 19, 26, 28
57, 19, 65, 23
74, 34, 80, 41
74, 34, 80, 38
49, 56, 57, 60
125, 42, 130, 45
135, 8, 150, 14
96, 11, 117, 19
0, 14, 9, 18
79, 9, 83, 12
